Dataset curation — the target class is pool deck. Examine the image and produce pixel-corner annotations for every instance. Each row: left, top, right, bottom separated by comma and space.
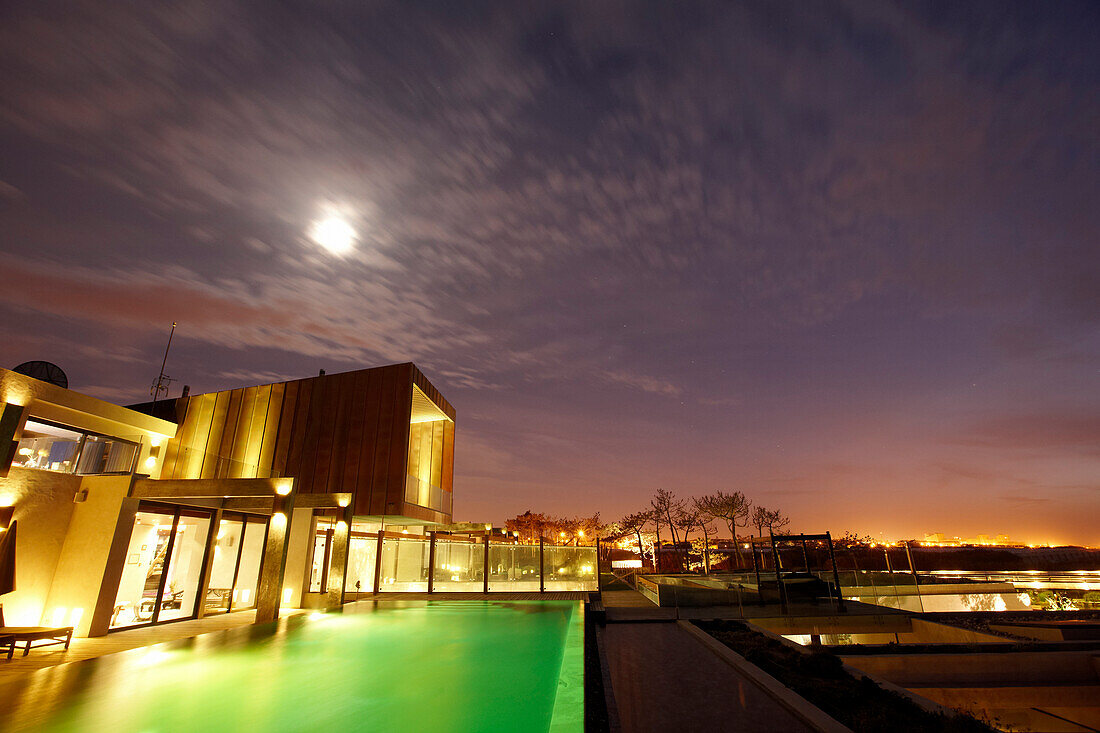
0, 609, 309, 683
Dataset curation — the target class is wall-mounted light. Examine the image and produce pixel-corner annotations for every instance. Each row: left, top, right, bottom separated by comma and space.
271, 511, 287, 528
144, 456, 157, 470
275, 482, 292, 496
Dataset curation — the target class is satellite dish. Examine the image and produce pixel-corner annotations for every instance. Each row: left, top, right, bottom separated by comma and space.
12, 360, 68, 389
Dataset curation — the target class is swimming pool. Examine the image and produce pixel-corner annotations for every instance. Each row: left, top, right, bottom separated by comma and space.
0, 601, 583, 733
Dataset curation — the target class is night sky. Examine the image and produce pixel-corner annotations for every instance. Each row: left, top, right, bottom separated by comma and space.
1, 2, 1097, 544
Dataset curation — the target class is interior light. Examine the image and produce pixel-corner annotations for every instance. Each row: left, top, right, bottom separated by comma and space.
149, 437, 162, 448
272, 512, 287, 528
144, 456, 157, 469
275, 482, 293, 496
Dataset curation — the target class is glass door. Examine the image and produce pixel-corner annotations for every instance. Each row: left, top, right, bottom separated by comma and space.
204, 517, 245, 613
110, 504, 212, 630
229, 517, 266, 610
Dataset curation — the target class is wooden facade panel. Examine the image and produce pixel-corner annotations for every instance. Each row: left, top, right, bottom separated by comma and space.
183, 394, 215, 478
200, 391, 230, 479
341, 368, 369, 493
323, 369, 356, 493
217, 388, 244, 476
160, 362, 450, 522
310, 370, 344, 494
354, 368, 384, 516
257, 382, 284, 478
228, 387, 257, 478
368, 366, 398, 515
296, 376, 329, 494
241, 385, 270, 479
283, 378, 314, 485
384, 364, 413, 513
271, 380, 299, 478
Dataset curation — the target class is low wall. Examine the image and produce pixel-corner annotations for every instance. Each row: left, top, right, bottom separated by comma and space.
841, 650, 1100, 687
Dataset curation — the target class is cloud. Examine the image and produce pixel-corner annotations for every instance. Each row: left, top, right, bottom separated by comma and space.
602, 370, 682, 396
951, 413, 1100, 457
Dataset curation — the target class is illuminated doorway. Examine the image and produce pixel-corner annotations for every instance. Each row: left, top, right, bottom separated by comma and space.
109, 504, 212, 630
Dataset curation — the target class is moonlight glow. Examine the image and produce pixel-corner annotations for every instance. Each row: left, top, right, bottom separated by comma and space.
309, 217, 357, 255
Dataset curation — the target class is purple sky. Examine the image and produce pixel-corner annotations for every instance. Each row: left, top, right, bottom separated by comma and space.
1, 2, 1097, 544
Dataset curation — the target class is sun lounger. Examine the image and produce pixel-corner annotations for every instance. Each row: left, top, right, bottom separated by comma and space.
0, 626, 74, 660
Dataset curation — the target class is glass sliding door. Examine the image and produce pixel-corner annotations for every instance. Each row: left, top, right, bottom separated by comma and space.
205, 517, 245, 613
309, 518, 334, 593
156, 509, 211, 622
230, 517, 266, 610
109, 504, 213, 630
111, 508, 178, 629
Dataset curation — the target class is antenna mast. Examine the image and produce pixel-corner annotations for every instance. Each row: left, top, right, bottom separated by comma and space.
151, 321, 177, 405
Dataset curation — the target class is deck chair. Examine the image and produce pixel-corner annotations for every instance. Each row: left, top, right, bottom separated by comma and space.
0, 606, 74, 660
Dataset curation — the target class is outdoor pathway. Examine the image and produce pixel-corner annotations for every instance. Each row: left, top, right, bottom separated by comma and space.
602, 621, 813, 733
0, 609, 307, 683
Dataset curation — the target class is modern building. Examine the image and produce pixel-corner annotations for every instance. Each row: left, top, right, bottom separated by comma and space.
0, 363, 459, 636
1, 362, 597, 639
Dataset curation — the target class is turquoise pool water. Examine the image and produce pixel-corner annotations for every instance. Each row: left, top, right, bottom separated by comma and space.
0, 601, 583, 733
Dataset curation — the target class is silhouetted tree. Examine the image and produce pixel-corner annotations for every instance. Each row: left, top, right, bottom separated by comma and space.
695, 490, 751, 566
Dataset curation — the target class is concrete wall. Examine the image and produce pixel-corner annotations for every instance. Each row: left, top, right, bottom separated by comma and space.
841, 650, 1100, 687
0, 467, 80, 625
42, 474, 133, 635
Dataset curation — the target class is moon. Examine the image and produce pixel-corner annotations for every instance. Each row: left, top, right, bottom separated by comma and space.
309, 217, 357, 255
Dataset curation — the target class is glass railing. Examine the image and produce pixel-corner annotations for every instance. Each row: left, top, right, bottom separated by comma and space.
365, 534, 598, 593
403, 474, 450, 513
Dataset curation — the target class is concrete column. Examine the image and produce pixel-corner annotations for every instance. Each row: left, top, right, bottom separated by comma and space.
325, 505, 354, 609
255, 487, 295, 625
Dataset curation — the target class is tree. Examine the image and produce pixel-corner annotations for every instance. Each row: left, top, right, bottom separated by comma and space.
618, 509, 656, 568
506, 511, 550, 543
651, 488, 685, 545
694, 490, 751, 566
751, 506, 791, 537
674, 506, 701, 572
686, 500, 719, 574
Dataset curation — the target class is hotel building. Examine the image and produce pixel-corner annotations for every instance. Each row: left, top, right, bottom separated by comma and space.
0, 363, 594, 638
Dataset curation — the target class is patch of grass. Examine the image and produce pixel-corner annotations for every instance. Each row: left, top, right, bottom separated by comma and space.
694, 620, 995, 733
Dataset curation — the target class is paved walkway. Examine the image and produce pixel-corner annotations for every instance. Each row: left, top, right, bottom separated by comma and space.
602, 622, 813, 732
0, 609, 307, 683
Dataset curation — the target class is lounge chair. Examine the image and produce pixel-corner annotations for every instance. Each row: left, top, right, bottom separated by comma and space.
1, 626, 74, 660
